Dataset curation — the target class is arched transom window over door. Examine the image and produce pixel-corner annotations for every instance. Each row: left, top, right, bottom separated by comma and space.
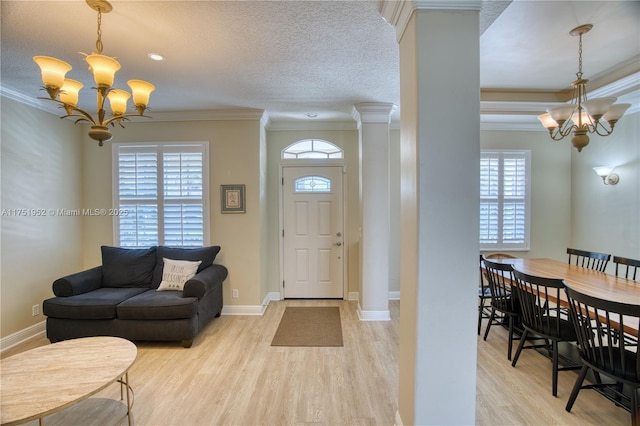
282, 139, 343, 159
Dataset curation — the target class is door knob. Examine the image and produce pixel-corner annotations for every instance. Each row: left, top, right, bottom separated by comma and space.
334, 241, 342, 246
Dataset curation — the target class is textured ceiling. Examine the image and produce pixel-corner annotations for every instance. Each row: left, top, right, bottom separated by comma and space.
1, 1, 639, 127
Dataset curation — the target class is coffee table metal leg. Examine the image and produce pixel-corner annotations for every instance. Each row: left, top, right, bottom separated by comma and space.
116, 372, 134, 426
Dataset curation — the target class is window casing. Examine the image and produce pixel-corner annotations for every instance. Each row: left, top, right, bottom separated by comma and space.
480, 150, 530, 251
113, 142, 209, 248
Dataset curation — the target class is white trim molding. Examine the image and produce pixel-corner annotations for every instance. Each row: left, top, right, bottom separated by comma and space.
0, 84, 269, 124
0, 321, 46, 354
357, 303, 391, 321
380, 0, 484, 42
221, 304, 266, 316
352, 102, 397, 126
221, 292, 280, 316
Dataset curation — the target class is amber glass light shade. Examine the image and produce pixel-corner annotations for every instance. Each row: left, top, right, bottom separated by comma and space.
33, 56, 72, 90
59, 79, 84, 105
107, 89, 130, 115
86, 54, 121, 87
127, 80, 155, 107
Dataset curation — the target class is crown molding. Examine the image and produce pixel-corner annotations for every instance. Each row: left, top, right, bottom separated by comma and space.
1, 84, 61, 115
4, 77, 636, 133
265, 120, 358, 132
481, 100, 549, 115
149, 108, 267, 122
352, 102, 397, 126
0, 86, 269, 123
587, 71, 640, 99
480, 115, 542, 132
380, 0, 491, 43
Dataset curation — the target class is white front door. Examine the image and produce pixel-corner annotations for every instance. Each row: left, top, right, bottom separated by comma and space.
282, 166, 344, 298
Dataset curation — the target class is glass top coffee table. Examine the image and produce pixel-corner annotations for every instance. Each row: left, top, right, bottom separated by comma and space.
1, 336, 137, 426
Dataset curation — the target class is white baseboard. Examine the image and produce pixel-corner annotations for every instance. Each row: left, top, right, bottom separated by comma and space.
348, 291, 359, 301
389, 291, 400, 300
0, 320, 46, 354
221, 304, 266, 315
266, 291, 281, 302
356, 302, 391, 321
221, 292, 280, 316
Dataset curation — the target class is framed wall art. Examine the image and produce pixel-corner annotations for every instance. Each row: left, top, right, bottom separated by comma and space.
221, 184, 246, 213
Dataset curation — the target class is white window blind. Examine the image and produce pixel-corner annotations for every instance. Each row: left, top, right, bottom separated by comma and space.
480, 150, 530, 250
113, 143, 209, 248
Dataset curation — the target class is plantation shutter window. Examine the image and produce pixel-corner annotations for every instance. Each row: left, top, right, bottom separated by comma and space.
113, 143, 209, 248
480, 150, 530, 251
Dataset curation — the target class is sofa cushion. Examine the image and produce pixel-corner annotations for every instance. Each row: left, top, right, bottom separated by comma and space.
157, 258, 202, 291
43, 288, 148, 320
152, 245, 221, 287
116, 290, 199, 320
101, 246, 157, 288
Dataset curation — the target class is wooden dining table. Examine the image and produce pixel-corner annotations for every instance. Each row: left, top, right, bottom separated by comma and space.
492, 257, 640, 335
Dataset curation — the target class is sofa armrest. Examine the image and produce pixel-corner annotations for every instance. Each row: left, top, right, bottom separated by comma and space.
52, 266, 103, 297
183, 264, 228, 299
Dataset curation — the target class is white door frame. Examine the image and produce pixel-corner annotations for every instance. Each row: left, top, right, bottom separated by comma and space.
279, 163, 348, 299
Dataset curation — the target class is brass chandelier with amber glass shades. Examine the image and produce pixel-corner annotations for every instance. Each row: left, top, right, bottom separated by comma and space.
33, 0, 154, 146
537, 24, 631, 152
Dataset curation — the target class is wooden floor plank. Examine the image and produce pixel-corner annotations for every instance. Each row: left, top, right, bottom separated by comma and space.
2, 299, 630, 425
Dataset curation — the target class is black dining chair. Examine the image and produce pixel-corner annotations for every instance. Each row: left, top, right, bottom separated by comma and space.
614, 255, 640, 281
511, 269, 581, 396
482, 257, 521, 360
478, 253, 516, 335
478, 255, 492, 335
567, 248, 611, 272
564, 284, 640, 426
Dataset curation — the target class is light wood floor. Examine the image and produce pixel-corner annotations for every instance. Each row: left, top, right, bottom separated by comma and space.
2, 300, 631, 425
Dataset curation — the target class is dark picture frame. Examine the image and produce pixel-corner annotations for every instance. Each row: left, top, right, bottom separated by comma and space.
221, 184, 246, 213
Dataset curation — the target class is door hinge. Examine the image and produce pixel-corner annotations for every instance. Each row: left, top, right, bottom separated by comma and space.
283, 280, 285, 288
282, 229, 284, 237
282, 177, 284, 185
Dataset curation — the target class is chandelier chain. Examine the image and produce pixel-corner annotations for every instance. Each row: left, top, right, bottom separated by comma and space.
576, 32, 583, 80
96, 8, 103, 54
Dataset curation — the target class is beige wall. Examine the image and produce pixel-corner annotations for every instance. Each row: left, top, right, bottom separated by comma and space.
1, 99, 637, 349
480, 128, 573, 261
265, 129, 361, 297
81, 118, 267, 307
1, 97, 83, 337
570, 111, 640, 271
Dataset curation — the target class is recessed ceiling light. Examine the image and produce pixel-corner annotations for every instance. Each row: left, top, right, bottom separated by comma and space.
148, 53, 165, 61
306, 113, 318, 118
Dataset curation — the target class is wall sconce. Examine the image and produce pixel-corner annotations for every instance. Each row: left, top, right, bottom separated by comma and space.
592, 166, 620, 185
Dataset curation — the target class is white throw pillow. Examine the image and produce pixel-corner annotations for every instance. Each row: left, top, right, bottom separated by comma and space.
157, 258, 202, 291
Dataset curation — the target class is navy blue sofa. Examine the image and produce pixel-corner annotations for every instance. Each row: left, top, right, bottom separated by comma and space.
43, 245, 227, 348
